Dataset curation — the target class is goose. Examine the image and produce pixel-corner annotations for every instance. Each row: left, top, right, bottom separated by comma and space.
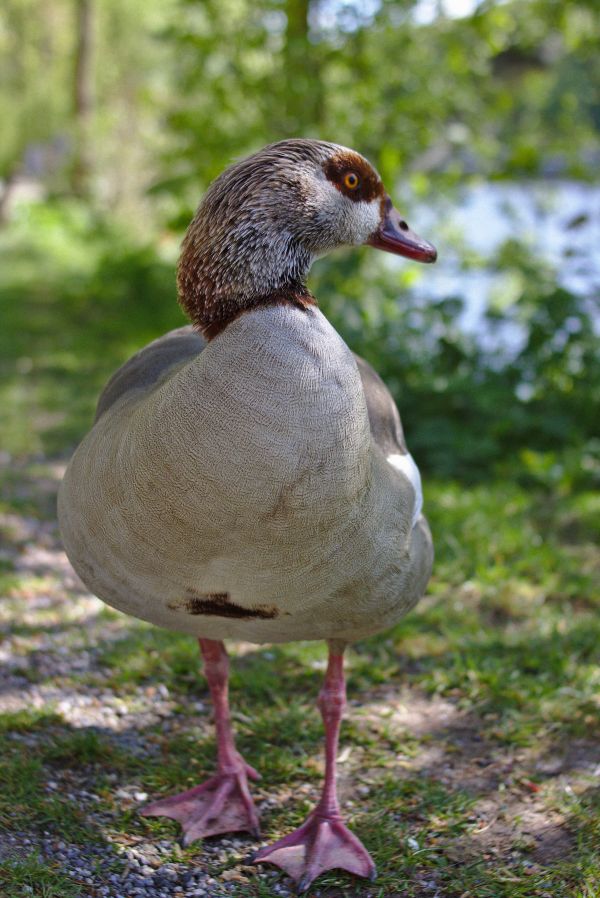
58, 138, 437, 892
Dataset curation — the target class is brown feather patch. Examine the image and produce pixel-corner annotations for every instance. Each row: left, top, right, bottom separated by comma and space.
323, 151, 384, 203
201, 288, 317, 341
168, 591, 279, 619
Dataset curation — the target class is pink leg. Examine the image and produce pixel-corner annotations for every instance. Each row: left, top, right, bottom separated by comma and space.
253, 643, 375, 891
141, 639, 260, 843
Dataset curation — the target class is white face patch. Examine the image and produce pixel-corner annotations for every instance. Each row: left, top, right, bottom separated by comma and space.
345, 197, 382, 245
303, 176, 382, 253
387, 452, 423, 527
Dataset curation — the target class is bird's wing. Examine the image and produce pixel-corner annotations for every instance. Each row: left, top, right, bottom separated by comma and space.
353, 353, 407, 456
95, 325, 206, 421
354, 353, 423, 525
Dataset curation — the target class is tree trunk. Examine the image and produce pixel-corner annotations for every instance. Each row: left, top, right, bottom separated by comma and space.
284, 0, 323, 136
0, 170, 19, 226
72, 0, 94, 197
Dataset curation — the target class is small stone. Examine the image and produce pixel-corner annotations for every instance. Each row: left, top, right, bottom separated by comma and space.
221, 870, 249, 883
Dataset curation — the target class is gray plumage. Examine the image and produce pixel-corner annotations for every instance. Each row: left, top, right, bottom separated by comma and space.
59, 138, 433, 647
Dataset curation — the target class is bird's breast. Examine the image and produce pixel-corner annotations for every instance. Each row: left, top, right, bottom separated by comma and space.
59, 305, 384, 638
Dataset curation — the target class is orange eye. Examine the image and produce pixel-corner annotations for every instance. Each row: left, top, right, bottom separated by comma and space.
344, 172, 359, 190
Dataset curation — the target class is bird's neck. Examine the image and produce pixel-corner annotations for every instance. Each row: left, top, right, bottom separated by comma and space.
177, 227, 317, 340
183, 284, 317, 341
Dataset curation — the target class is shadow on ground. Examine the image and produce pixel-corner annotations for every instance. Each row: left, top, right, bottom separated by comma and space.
0, 459, 598, 897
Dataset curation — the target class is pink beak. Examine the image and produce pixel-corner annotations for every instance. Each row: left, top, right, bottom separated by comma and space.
367, 195, 437, 263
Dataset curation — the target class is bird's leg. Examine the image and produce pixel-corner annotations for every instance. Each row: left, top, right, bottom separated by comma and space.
200, 639, 257, 778
141, 638, 260, 843
253, 642, 375, 892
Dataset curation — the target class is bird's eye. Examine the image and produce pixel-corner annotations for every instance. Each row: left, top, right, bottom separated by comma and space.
343, 172, 360, 190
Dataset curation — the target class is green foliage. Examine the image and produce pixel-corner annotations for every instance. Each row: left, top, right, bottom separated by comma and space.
159, 0, 600, 201
0, 0, 175, 216
0, 0, 73, 182
0, 200, 183, 455
1, 0, 599, 480
1, 198, 598, 485
316, 252, 600, 483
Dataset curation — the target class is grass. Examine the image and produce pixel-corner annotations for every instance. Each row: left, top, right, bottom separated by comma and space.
1, 459, 598, 897
0, 205, 599, 895
0, 854, 85, 898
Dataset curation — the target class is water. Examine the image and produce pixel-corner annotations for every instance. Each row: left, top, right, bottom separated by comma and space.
404, 180, 600, 351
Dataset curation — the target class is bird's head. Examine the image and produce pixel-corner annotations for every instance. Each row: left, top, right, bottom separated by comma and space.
178, 139, 437, 338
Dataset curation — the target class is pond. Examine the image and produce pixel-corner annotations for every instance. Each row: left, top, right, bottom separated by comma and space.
403, 179, 600, 352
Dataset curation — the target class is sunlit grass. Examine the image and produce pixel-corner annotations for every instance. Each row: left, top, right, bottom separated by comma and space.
1, 458, 598, 895
0, 855, 84, 898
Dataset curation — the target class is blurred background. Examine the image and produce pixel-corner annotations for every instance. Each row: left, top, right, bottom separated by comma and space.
1, 0, 599, 485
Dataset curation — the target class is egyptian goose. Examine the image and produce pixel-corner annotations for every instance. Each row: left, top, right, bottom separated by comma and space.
58, 139, 436, 891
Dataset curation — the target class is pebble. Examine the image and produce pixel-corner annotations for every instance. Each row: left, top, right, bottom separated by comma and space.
6, 831, 248, 897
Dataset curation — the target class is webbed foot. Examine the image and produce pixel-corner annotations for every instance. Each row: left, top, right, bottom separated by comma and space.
253, 810, 375, 892
141, 761, 260, 843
